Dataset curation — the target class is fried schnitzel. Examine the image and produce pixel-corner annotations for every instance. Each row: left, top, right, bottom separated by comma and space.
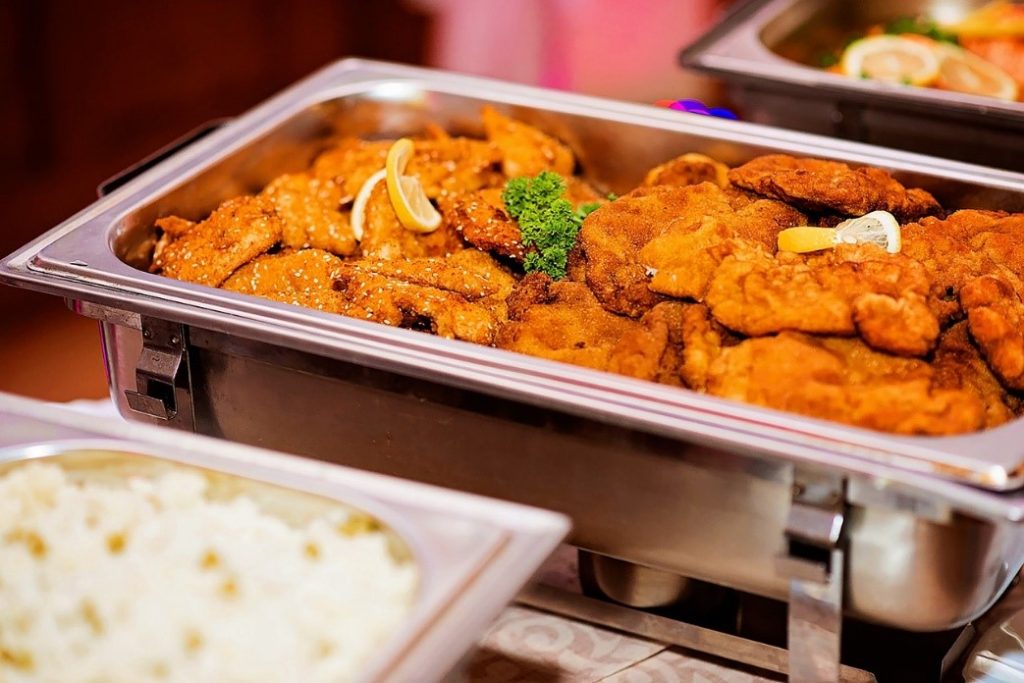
729, 155, 942, 221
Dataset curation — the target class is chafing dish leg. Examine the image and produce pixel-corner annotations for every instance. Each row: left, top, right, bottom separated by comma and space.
787, 548, 844, 682
777, 470, 847, 683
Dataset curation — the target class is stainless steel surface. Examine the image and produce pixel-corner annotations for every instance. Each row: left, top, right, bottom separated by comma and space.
4, 60, 1024, 632
681, 0, 1024, 171
0, 391, 569, 683
519, 584, 877, 682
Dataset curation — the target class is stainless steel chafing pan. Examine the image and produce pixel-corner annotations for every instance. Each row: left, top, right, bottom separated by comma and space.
5, 60, 1024, 658
681, 0, 1024, 171
0, 391, 569, 683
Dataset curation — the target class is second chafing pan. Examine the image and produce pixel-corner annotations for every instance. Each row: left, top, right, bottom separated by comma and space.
681, 0, 1024, 171
0, 391, 569, 683
5, 60, 1024, 637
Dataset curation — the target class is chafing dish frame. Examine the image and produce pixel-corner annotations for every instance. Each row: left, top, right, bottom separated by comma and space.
6, 59, 1024, 679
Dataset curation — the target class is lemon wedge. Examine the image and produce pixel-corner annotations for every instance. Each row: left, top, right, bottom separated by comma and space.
841, 35, 941, 86
385, 138, 442, 233
935, 43, 1019, 100
350, 169, 386, 241
777, 227, 841, 253
778, 211, 902, 254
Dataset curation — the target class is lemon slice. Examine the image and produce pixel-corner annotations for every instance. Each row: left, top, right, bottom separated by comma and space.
350, 168, 386, 241
841, 35, 941, 86
385, 138, 442, 233
778, 211, 902, 254
935, 43, 1019, 100
835, 211, 902, 253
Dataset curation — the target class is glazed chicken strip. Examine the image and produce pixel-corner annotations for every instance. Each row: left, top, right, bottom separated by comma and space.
332, 249, 514, 344
729, 155, 942, 221
222, 249, 347, 312
152, 195, 282, 287
360, 181, 463, 260
261, 173, 356, 256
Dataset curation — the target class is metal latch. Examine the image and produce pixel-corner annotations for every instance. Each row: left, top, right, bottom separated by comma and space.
778, 470, 846, 583
124, 317, 194, 429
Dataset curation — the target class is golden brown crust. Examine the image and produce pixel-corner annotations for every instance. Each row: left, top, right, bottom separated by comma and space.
728, 154, 942, 221
481, 105, 574, 178
153, 196, 282, 287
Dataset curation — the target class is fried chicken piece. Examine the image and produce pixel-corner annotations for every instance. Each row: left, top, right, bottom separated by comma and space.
640, 198, 805, 301
962, 275, 1024, 390
360, 181, 463, 260
902, 210, 1023, 321
932, 322, 1020, 428
442, 178, 606, 263
332, 249, 514, 344
312, 135, 501, 202
704, 244, 940, 356
677, 305, 741, 391
728, 155, 942, 221
442, 188, 525, 261
260, 173, 356, 256
406, 137, 503, 198
312, 138, 392, 203
497, 274, 639, 370
222, 249, 346, 312
482, 105, 575, 178
607, 302, 690, 385
642, 153, 729, 189
704, 332, 986, 435
497, 273, 688, 383
580, 183, 804, 317
151, 216, 195, 269
152, 195, 282, 287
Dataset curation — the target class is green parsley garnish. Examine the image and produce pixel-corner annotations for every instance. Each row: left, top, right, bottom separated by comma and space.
884, 16, 958, 44
502, 171, 597, 279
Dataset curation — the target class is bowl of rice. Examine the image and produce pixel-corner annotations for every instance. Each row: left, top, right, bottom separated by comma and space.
0, 449, 419, 683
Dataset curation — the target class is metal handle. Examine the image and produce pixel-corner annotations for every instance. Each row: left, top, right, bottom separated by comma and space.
96, 118, 230, 198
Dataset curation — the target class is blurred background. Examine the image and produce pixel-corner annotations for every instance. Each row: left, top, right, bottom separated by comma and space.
0, 0, 727, 402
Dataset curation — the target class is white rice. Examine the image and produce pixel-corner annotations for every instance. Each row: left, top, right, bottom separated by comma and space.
0, 463, 418, 683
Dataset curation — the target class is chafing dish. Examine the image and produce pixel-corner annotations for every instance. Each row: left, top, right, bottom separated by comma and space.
681, 0, 1024, 171
0, 390, 569, 682
5, 59, 1024, 680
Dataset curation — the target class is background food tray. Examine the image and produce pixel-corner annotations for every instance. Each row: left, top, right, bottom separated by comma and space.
0, 391, 569, 682
5, 60, 1024, 632
681, 0, 1024, 171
